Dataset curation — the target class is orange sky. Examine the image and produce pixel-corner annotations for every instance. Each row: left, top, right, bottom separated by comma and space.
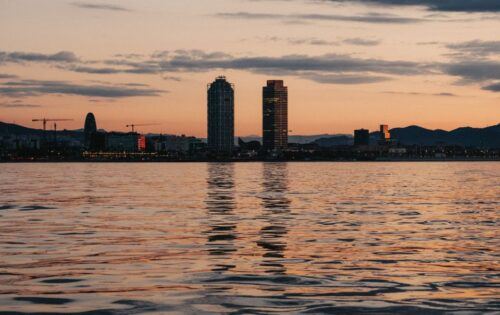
0, 0, 499, 136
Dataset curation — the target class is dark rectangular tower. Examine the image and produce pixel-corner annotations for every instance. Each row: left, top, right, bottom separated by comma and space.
354, 129, 370, 146
207, 76, 234, 154
263, 80, 288, 151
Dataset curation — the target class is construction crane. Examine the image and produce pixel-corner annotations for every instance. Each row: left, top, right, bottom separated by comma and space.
32, 118, 73, 131
126, 123, 160, 133
32, 118, 74, 147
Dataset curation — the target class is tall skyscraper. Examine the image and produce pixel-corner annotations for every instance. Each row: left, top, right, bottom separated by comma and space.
263, 80, 288, 151
84, 112, 97, 149
207, 76, 234, 154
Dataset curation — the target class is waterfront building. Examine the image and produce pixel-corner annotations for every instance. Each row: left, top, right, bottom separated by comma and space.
150, 135, 202, 153
105, 132, 144, 152
207, 76, 234, 154
263, 80, 288, 151
354, 129, 370, 146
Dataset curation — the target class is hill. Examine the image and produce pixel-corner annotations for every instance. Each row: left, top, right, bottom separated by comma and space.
389, 124, 500, 147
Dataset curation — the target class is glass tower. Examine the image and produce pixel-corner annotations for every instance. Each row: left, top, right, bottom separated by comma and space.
263, 80, 288, 151
207, 76, 234, 154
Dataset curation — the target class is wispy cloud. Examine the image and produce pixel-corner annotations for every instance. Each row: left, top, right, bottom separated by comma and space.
215, 12, 424, 24
443, 60, 500, 83
325, 0, 500, 12
0, 73, 18, 79
0, 80, 165, 98
303, 73, 390, 84
0, 102, 42, 108
446, 40, 500, 59
71, 2, 131, 12
482, 82, 500, 92
342, 38, 381, 46
0, 51, 78, 64
253, 36, 381, 47
2, 49, 499, 91
384, 91, 458, 96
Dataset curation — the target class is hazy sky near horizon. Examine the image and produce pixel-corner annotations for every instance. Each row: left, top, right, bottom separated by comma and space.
0, 0, 499, 136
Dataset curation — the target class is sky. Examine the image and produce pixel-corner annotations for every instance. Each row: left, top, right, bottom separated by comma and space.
0, 0, 499, 136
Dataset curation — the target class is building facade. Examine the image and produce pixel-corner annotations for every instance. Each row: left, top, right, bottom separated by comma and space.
354, 129, 370, 146
263, 80, 288, 151
105, 132, 143, 152
207, 76, 234, 154
150, 135, 202, 153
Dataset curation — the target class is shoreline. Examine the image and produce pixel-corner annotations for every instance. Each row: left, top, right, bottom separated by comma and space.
1, 158, 499, 163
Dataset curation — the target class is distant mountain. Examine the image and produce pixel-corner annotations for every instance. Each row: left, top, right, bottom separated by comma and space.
239, 134, 350, 144
301, 124, 500, 148
0, 122, 83, 138
0, 122, 45, 135
389, 124, 500, 147
313, 135, 353, 147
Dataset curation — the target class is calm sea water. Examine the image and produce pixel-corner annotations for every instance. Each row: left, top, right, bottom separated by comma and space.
0, 162, 498, 314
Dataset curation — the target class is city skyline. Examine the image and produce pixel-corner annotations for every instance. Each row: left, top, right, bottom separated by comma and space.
0, 0, 499, 136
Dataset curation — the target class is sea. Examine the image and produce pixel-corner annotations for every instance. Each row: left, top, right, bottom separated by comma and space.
0, 162, 499, 314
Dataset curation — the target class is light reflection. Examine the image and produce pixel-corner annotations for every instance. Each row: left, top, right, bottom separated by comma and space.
205, 163, 237, 272
257, 162, 291, 274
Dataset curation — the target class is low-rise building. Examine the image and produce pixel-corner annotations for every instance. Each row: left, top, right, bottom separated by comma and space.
354, 129, 370, 146
105, 132, 144, 152
149, 135, 202, 153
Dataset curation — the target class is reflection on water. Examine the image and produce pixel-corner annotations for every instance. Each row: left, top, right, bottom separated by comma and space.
205, 163, 237, 270
0, 162, 499, 314
258, 163, 290, 274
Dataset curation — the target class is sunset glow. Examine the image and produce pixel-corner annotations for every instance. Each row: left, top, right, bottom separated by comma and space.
1, 0, 499, 136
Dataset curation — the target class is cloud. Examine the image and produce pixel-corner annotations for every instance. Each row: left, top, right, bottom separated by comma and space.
443, 60, 500, 83
0, 51, 78, 64
0, 80, 165, 98
446, 40, 500, 58
282, 37, 338, 46
0, 102, 42, 108
71, 2, 130, 12
0, 73, 18, 79
64, 50, 432, 85
4, 49, 499, 90
255, 36, 381, 47
215, 12, 424, 24
482, 82, 500, 92
253, 36, 338, 46
67, 65, 124, 74
303, 73, 390, 84
342, 38, 381, 46
434, 92, 457, 96
162, 76, 182, 82
384, 91, 458, 96
326, 0, 500, 12
65, 50, 427, 84
153, 50, 427, 76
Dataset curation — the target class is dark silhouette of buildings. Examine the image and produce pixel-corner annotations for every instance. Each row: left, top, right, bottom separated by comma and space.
354, 129, 370, 146
207, 76, 234, 154
238, 137, 261, 151
106, 132, 145, 152
263, 80, 288, 152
